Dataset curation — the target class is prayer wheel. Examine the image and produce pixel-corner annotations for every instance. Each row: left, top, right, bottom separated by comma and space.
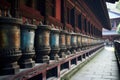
77, 33, 81, 51
66, 31, 71, 55
0, 17, 22, 75
71, 32, 77, 54
50, 28, 60, 60
59, 30, 67, 58
35, 25, 51, 63
18, 24, 37, 68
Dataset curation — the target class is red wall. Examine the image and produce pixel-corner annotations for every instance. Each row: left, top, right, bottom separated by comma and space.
55, 0, 61, 21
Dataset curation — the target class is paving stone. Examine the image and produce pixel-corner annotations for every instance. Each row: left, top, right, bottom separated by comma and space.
92, 78, 111, 80
72, 77, 92, 80
111, 79, 119, 80
85, 74, 102, 78
102, 75, 118, 79
70, 47, 120, 80
94, 72, 111, 76
111, 72, 119, 76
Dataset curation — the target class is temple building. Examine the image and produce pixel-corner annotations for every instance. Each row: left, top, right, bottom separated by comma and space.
103, 2, 120, 45
0, 0, 118, 80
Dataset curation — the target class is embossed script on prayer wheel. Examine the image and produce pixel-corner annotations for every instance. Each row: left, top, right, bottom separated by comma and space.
82, 35, 85, 50
50, 28, 60, 60
18, 24, 37, 68
35, 25, 51, 63
66, 35, 71, 46
77, 33, 81, 51
0, 17, 22, 75
66, 31, 71, 55
0, 27, 20, 48
59, 30, 67, 58
71, 32, 77, 54
84, 36, 88, 49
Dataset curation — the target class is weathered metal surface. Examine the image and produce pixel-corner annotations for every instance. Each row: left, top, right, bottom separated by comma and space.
0, 26, 20, 49
51, 33, 59, 47
77, 34, 82, 51
71, 32, 77, 53
66, 34, 71, 47
66, 31, 71, 55
59, 30, 67, 58
50, 28, 60, 60
20, 25, 36, 51
18, 24, 37, 68
71, 33, 77, 47
81, 35, 87, 50
0, 17, 22, 75
35, 25, 51, 63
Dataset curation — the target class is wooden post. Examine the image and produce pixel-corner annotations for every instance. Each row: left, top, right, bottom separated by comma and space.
42, 71, 47, 80
11, 0, 19, 18
61, 0, 66, 30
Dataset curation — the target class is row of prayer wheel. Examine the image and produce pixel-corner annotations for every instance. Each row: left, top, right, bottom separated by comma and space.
0, 17, 100, 75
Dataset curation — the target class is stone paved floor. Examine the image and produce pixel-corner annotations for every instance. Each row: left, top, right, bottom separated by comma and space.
70, 47, 120, 80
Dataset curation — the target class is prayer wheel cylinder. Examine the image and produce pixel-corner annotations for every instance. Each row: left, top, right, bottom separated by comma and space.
18, 24, 36, 68
59, 30, 67, 58
77, 33, 81, 51
71, 32, 77, 54
66, 31, 71, 55
50, 28, 60, 60
0, 17, 22, 75
35, 25, 51, 63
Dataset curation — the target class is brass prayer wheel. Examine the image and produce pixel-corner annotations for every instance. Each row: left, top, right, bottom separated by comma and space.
0, 17, 22, 75
59, 30, 67, 58
35, 25, 51, 63
77, 33, 81, 51
66, 31, 71, 55
71, 32, 77, 54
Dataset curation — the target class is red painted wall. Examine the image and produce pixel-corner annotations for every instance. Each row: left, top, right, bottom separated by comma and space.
55, 0, 61, 21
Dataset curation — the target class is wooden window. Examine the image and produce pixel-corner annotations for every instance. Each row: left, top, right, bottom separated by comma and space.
66, 8, 75, 27
84, 19, 87, 33
88, 22, 90, 34
90, 24, 92, 35
67, 7, 70, 24
70, 8, 74, 27
94, 27, 95, 36
91, 25, 93, 35
94, 27, 96, 36
76, 14, 78, 27
6, 0, 11, 3
92, 26, 94, 36
49, 0, 55, 17
24, 0, 33, 7
78, 14, 82, 30
35, 0, 45, 16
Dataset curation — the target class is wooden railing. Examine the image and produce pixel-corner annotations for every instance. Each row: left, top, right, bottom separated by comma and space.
0, 44, 104, 80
